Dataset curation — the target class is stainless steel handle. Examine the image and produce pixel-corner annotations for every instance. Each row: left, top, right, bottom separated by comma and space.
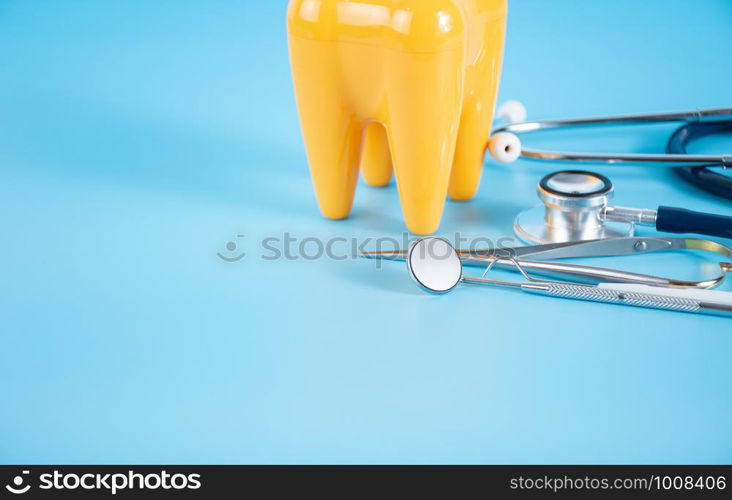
461, 256, 674, 287
523, 282, 705, 314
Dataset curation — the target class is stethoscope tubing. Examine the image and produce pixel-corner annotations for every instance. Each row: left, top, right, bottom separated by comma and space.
667, 120, 732, 199
493, 106, 732, 167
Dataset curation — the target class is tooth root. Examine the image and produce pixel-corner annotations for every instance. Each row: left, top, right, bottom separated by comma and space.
289, 37, 362, 220
360, 122, 393, 188
386, 50, 465, 235
449, 13, 506, 202
449, 105, 493, 201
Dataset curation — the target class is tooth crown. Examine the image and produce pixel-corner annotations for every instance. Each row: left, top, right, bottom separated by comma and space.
288, 0, 469, 52
288, 0, 508, 234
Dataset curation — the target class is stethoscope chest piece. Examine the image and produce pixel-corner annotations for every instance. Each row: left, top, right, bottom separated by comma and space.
514, 171, 634, 244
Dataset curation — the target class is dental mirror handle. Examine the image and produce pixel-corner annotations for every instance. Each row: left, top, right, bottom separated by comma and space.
656, 206, 732, 239
599, 283, 732, 306
521, 282, 732, 317
463, 277, 731, 317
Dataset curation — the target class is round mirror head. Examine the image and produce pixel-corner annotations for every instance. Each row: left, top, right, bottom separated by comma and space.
407, 238, 462, 294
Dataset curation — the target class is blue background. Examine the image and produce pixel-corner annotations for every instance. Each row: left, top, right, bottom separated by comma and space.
1, 0, 731, 464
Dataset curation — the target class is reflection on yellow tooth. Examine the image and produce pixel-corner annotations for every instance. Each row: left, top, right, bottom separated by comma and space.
287, 0, 507, 234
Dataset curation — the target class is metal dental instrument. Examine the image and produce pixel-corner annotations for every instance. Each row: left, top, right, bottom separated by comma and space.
362, 236, 732, 289
514, 170, 732, 244
405, 238, 732, 318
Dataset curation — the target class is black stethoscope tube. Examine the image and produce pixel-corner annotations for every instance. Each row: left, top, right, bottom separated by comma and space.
655, 206, 732, 239
667, 120, 732, 200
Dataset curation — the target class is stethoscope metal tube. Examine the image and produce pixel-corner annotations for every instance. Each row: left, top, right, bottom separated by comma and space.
490, 106, 732, 168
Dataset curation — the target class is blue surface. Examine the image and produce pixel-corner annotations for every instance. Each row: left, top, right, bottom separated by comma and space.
1, 0, 731, 464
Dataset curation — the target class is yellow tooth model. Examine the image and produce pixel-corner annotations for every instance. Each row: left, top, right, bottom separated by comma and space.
287, 0, 507, 234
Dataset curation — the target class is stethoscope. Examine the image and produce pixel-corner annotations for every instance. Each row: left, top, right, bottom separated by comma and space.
515, 170, 732, 244
488, 103, 732, 200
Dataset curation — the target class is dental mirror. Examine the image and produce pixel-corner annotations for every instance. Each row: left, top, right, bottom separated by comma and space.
407, 237, 462, 294
399, 238, 732, 317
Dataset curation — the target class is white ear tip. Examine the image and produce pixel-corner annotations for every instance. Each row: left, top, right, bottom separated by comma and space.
497, 100, 527, 124
489, 132, 522, 163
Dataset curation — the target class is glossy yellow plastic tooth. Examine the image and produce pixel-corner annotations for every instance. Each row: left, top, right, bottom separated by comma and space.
360, 122, 393, 188
288, 0, 507, 234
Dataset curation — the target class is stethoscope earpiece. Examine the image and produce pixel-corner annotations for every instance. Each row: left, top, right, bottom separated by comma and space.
487, 104, 732, 198
488, 132, 522, 163
496, 100, 528, 124
488, 100, 526, 163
